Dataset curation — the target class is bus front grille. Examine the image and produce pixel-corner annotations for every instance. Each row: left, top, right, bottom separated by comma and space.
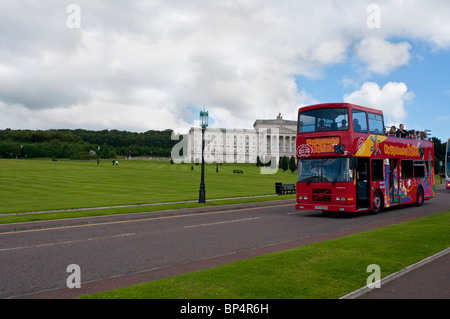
312, 188, 332, 202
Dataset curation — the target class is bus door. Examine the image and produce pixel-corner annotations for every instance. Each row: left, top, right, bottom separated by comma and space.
356, 157, 370, 209
389, 159, 399, 204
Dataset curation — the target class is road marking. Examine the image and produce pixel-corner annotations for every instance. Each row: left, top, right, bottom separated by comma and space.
184, 217, 261, 228
0, 203, 293, 236
286, 211, 303, 215
0, 233, 136, 252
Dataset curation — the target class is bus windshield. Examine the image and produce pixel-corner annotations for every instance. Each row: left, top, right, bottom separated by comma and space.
298, 107, 349, 133
298, 158, 353, 183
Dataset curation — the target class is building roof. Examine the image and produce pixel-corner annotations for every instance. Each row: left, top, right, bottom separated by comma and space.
253, 113, 297, 128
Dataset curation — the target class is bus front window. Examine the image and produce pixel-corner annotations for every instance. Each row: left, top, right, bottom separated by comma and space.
298, 107, 349, 133
298, 158, 353, 183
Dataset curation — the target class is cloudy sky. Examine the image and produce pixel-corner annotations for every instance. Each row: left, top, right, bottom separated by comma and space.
0, 0, 449, 141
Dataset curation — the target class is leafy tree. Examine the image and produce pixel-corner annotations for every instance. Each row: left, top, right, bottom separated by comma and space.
289, 156, 297, 173
108, 149, 117, 159
256, 156, 261, 167
280, 156, 289, 172
432, 137, 445, 174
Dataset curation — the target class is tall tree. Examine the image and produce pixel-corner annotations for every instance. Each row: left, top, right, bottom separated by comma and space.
289, 156, 297, 173
280, 156, 289, 172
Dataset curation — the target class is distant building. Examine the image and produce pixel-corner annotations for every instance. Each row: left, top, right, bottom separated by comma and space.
187, 113, 297, 163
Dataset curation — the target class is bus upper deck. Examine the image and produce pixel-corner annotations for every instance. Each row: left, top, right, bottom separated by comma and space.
297, 103, 433, 158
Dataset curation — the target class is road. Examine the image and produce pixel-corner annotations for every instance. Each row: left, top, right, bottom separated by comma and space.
1, 187, 448, 299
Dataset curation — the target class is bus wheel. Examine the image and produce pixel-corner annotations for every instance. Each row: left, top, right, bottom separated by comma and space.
416, 187, 424, 207
371, 191, 383, 215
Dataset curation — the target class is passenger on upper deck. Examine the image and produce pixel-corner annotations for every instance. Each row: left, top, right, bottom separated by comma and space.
396, 124, 409, 138
419, 130, 429, 141
353, 118, 361, 132
339, 119, 348, 130
317, 120, 329, 131
388, 126, 396, 136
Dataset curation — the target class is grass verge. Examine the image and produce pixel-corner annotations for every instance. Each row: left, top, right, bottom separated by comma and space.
0, 195, 294, 224
80, 210, 450, 299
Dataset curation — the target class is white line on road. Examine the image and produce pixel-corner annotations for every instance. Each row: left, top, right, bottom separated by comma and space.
0, 233, 136, 252
184, 217, 261, 229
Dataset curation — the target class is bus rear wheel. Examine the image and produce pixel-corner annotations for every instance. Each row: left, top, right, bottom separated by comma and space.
416, 186, 424, 207
371, 191, 383, 215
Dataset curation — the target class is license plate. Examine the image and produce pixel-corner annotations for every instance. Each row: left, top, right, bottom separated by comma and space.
315, 206, 328, 210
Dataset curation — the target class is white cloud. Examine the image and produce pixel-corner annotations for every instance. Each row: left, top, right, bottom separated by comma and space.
355, 37, 411, 75
343, 82, 414, 126
379, 0, 450, 50
0, 100, 186, 132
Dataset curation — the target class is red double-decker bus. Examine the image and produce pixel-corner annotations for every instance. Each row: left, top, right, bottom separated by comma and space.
295, 103, 435, 214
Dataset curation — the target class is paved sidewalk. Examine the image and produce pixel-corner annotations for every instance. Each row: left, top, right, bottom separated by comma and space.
341, 248, 450, 299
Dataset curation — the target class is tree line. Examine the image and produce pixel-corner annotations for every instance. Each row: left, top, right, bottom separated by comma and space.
256, 155, 297, 173
0, 128, 177, 159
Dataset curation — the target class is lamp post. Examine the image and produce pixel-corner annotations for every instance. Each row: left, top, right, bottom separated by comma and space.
198, 108, 208, 203
216, 149, 219, 173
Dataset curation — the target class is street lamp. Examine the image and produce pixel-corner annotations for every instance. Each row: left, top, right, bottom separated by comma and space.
216, 149, 219, 173
198, 107, 208, 203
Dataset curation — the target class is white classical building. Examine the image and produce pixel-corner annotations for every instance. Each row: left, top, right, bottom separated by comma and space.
187, 114, 297, 164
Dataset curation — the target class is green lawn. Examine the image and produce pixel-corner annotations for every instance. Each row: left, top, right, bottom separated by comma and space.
81, 210, 450, 299
0, 159, 297, 214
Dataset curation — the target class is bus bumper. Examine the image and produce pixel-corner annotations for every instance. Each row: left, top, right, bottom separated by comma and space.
295, 203, 357, 212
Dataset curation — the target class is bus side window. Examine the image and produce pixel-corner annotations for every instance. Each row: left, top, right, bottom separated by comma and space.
414, 161, 425, 178
368, 113, 385, 135
352, 110, 368, 133
371, 159, 384, 180
401, 160, 413, 179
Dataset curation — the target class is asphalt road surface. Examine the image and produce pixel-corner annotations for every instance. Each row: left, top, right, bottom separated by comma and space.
1, 186, 448, 299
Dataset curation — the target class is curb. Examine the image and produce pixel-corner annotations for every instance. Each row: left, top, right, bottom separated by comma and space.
339, 247, 450, 299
